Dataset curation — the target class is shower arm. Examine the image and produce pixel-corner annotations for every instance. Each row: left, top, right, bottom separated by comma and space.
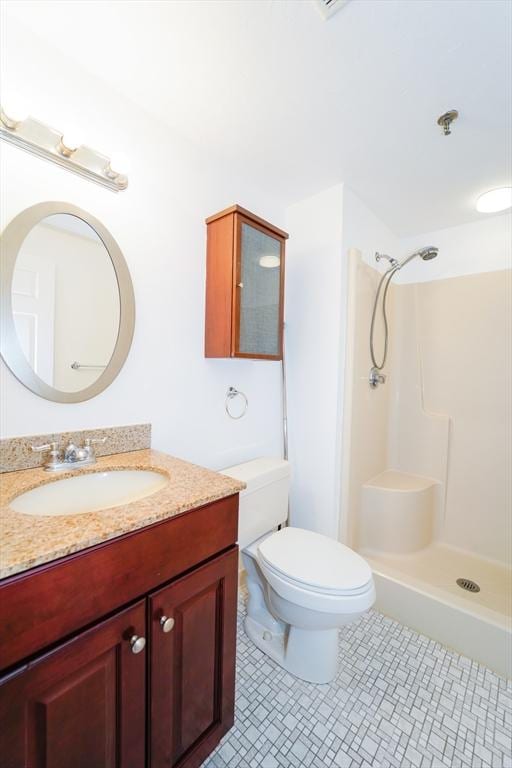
375, 252, 399, 269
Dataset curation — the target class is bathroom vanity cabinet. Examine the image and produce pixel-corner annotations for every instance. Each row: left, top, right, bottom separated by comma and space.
205, 204, 288, 360
0, 494, 239, 768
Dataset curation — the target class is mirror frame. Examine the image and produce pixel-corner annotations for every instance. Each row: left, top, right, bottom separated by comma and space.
0, 201, 135, 403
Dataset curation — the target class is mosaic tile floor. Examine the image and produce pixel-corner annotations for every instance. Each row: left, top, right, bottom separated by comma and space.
202, 593, 512, 768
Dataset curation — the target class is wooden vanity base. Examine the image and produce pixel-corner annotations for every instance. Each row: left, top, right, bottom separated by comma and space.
0, 494, 239, 768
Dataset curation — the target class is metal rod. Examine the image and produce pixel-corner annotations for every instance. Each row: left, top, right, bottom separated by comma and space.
70, 361, 107, 370
282, 323, 289, 461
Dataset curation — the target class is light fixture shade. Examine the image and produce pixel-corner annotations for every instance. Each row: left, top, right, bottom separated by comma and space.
1, 93, 30, 123
476, 187, 512, 213
109, 152, 130, 174
61, 132, 84, 152
259, 254, 280, 269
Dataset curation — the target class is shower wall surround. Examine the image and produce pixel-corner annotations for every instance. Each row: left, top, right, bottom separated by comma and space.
342, 255, 393, 548
343, 239, 511, 566
401, 270, 511, 563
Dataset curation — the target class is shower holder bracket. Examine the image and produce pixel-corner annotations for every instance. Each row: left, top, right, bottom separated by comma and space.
369, 368, 386, 389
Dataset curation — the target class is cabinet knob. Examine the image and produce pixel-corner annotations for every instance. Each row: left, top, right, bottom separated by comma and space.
160, 616, 175, 633
130, 634, 146, 654
237, 282, 244, 288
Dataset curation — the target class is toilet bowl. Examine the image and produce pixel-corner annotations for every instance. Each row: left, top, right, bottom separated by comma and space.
222, 458, 375, 684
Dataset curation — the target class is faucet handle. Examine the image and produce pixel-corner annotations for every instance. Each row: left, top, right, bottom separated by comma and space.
83, 436, 107, 461
31, 441, 62, 470
31, 441, 59, 453
84, 437, 107, 447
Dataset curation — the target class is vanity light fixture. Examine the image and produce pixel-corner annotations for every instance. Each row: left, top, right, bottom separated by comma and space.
0, 106, 128, 191
476, 187, 512, 213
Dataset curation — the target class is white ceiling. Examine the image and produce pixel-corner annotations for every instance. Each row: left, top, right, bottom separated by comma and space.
3, 0, 511, 235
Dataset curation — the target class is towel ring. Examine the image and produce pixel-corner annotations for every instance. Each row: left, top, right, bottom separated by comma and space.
225, 386, 248, 420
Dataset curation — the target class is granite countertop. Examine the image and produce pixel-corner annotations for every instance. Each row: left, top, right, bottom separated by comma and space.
0, 449, 245, 580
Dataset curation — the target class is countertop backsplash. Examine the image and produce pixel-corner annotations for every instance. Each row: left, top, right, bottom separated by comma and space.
0, 424, 151, 473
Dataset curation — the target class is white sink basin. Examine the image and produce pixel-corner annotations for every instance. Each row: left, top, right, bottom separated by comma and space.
10, 470, 169, 516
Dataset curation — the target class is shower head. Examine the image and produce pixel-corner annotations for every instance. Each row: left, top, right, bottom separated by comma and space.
398, 246, 439, 270
415, 246, 439, 261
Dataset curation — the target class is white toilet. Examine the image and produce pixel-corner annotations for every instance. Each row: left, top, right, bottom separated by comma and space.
221, 457, 375, 684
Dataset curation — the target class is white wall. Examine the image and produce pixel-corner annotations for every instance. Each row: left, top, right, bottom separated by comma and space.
339, 188, 401, 543
284, 184, 402, 540
284, 184, 345, 537
397, 213, 512, 284
0, 19, 287, 471
341, 187, 401, 274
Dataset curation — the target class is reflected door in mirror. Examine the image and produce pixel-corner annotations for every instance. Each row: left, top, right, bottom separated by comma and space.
12, 262, 55, 383
12, 214, 120, 392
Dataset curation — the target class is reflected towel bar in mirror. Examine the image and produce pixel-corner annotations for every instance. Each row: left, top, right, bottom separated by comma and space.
70, 362, 107, 370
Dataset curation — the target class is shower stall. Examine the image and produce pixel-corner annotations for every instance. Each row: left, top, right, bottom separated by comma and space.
341, 246, 512, 678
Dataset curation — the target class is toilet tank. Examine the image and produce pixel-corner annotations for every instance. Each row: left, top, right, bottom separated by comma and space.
221, 458, 290, 548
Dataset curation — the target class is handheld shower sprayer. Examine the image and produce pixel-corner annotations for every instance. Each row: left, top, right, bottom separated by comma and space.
398, 246, 439, 270
369, 245, 439, 388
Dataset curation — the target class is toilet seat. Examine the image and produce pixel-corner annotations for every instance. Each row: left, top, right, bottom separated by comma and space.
259, 558, 375, 614
257, 527, 373, 593
255, 527, 375, 614
260, 559, 372, 597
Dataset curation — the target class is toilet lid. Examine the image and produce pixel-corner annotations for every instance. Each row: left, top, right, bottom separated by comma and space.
257, 527, 372, 594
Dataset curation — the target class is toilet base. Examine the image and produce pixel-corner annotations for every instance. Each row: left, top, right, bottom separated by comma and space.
243, 548, 340, 683
241, 539, 372, 684
244, 614, 339, 684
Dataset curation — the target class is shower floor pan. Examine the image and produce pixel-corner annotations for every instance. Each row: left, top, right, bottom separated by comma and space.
363, 543, 511, 678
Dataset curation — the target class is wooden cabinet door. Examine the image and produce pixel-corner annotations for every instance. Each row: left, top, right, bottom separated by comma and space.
149, 548, 238, 768
0, 601, 146, 768
234, 215, 285, 360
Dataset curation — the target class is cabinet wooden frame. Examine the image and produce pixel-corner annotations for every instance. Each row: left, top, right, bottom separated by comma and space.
205, 205, 288, 361
0, 494, 238, 672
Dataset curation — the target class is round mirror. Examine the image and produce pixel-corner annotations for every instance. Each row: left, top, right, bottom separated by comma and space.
1, 202, 135, 403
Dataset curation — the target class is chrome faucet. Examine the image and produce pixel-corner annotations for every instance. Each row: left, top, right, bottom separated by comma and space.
31, 437, 107, 472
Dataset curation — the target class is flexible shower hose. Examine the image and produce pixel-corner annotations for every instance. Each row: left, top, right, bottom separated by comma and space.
369, 266, 398, 370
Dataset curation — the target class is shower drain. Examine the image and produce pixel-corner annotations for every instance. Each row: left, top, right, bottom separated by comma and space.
456, 578, 480, 593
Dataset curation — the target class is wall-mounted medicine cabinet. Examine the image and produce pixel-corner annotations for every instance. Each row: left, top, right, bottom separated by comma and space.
204, 205, 288, 361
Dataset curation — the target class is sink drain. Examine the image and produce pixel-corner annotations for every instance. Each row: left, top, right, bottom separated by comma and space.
456, 578, 480, 593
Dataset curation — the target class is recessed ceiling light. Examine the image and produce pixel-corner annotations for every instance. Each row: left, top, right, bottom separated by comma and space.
476, 187, 512, 213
